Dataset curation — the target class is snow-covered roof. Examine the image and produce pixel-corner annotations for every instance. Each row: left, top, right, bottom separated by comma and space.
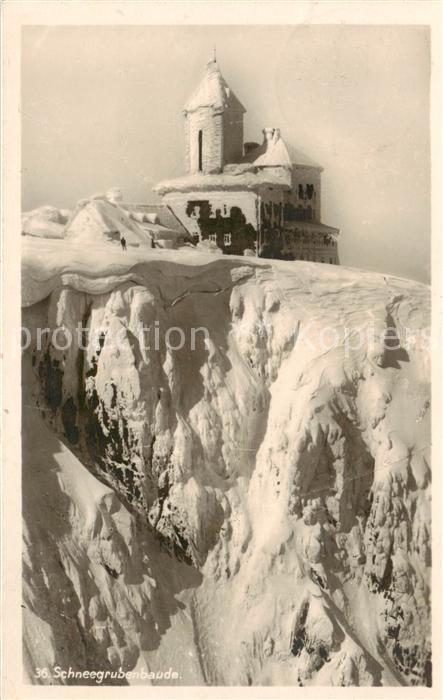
184, 59, 246, 114
154, 166, 292, 195
283, 221, 339, 236
65, 199, 154, 247
242, 130, 322, 169
287, 144, 322, 170
121, 203, 189, 235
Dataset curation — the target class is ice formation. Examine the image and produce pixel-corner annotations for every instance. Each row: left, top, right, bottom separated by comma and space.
22, 238, 431, 686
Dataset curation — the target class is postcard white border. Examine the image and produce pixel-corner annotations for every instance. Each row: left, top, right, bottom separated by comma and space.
2, 2, 441, 699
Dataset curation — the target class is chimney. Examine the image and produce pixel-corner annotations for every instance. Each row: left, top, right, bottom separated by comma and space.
262, 127, 275, 145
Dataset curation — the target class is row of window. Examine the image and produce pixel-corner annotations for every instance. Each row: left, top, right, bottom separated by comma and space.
207, 232, 336, 251
208, 233, 232, 246
291, 205, 315, 221
298, 184, 316, 200
204, 233, 337, 263
284, 234, 336, 247
190, 205, 230, 219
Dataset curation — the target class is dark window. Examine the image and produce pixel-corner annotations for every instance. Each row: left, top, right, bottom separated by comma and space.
298, 184, 304, 199
306, 184, 314, 200
198, 130, 203, 172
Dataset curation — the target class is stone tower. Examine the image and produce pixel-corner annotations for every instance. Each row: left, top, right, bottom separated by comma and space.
183, 59, 246, 174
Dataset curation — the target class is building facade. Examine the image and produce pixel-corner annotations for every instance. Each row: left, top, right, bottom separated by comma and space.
154, 58, 339, 263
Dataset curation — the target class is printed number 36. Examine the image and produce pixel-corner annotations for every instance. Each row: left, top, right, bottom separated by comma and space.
35, 668, 49, 678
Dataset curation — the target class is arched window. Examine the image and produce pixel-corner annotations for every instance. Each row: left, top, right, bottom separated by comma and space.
198, 130, 203, 172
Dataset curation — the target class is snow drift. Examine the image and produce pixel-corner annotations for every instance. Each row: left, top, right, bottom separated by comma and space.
22, 191, 184, 249
22, 205, 72, 239
22, 238, 431, 686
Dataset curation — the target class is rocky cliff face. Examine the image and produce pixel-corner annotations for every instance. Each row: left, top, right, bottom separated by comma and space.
22, 242, 431, 686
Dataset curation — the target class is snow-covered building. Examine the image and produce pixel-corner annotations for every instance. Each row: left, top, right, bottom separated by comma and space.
154, 58, 340, 263
63, 191, 188, 249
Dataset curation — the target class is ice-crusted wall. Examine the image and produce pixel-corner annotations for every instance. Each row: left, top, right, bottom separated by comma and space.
22, 253, 431, 686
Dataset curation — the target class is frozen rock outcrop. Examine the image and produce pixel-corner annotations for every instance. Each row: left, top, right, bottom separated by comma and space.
22, 241, 431, 686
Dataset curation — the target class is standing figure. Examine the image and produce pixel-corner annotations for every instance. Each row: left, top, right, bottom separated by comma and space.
120, 236, 127, 251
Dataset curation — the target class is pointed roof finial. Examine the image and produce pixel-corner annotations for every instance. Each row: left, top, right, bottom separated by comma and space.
184, 53, 246, 113
213, 46, 216, 63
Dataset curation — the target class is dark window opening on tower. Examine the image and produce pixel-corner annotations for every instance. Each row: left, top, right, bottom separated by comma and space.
198, 130, 203, 172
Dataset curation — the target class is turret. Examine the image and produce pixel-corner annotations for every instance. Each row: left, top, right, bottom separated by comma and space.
183, 59, 246, 174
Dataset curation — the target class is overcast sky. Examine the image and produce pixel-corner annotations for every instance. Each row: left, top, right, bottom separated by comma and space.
22, 25, 430, 282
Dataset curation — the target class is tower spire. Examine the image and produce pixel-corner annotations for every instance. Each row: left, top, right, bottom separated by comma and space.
213, 46, 216, 63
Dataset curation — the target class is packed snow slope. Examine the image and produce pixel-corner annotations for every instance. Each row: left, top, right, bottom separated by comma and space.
22, 238, 431, 686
